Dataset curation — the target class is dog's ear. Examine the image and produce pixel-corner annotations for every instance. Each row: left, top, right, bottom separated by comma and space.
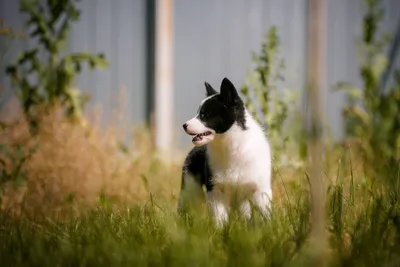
220, 77, 239, 105
205, 82, 218, 97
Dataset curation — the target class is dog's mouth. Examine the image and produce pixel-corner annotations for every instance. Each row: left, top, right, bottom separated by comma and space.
191, 131, 213, 142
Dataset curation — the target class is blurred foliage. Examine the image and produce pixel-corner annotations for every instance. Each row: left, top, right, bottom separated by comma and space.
5, 0, 108, 133
0, 144, 35, 207
335, 0, 400, 184
0, 19, 27, 68
241, 26, 302, 165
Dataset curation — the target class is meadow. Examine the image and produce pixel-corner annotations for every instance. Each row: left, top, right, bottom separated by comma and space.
0, 103, 399, 267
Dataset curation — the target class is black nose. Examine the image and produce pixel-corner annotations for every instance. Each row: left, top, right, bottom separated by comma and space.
183, 123, 188, 131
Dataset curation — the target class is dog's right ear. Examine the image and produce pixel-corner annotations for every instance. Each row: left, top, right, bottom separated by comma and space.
205, 82, 218, 97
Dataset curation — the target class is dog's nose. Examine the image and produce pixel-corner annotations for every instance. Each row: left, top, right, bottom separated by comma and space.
183, 123, 188, 131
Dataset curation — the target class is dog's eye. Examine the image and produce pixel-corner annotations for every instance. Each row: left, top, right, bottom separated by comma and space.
200, 112, 205, 119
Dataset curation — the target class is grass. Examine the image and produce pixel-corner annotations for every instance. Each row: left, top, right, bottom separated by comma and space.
1, 183, 399, 267
0, 104, 400, 267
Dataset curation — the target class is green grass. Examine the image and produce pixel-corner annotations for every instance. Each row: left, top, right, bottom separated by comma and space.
1, 198, 302, 267
1, 168, 400, 267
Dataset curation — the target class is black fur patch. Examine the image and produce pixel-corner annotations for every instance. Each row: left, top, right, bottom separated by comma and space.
181, 146, 213, 192
198, 77, 247, 133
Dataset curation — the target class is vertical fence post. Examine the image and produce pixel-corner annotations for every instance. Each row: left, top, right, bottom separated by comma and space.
145, 0, 156, 149
154, 0, 174, 156
307, 0, 327, 265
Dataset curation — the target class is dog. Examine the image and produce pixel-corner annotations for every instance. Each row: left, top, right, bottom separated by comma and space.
177, 77, 272, 227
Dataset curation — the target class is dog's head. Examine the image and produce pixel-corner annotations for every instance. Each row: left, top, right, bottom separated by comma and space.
183, 77, 247, 146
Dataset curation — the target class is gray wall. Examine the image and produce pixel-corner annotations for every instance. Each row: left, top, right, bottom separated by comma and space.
325, 0, 400, 139
68, 0, 148, 127
1, 0, 399, 149
0, 0, 148, 128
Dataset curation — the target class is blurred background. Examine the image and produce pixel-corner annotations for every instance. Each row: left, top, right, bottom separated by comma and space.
1, 0, 399, 151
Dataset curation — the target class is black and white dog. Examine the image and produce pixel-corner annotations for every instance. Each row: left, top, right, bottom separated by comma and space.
178, 77, 272, 227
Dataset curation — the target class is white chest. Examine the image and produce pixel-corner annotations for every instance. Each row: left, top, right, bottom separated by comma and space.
207, 123, 271, 187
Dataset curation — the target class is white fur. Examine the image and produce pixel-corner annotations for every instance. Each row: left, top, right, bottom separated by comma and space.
197, 110, 272, 226
182, 89, 273, 225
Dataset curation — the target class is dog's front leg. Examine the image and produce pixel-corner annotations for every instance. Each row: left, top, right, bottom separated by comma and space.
239, 200, 252, 221
177, 173, 206, 215
253, 190, 272, 219
207, 191, 228, 227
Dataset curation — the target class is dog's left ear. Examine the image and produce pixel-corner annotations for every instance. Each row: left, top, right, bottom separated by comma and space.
205, 82, 218, 97
220, 77, 239, 105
